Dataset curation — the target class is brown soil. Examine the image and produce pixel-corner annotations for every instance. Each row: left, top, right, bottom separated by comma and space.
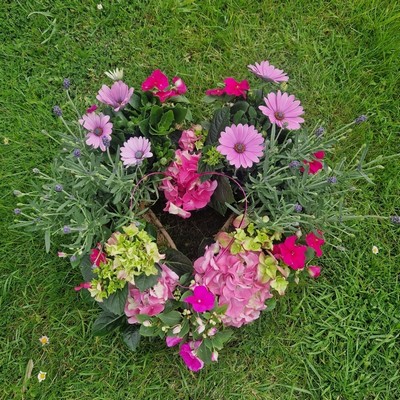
152, 200, 227, 261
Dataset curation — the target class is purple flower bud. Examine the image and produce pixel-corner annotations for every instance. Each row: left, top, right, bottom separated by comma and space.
73, 149, 81, 158
14, 208, 21, 215
289, 160, 301, 169
63, 226, 71, 234
355, 115, 367, 124
55, 184, 63, 192
52, 105, 62, 117
63, 78, 71, 90
315, 127, 325, 137
327, 176, 337, 184
102, 136, 111, 148
294, 203, 303, 213
390, 216, 400, 225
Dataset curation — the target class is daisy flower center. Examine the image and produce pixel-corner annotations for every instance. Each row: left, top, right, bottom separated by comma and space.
234, 143, 246, 154
93, 127, 103, 137
274, 111, 285, 121
135, 150, 144, 159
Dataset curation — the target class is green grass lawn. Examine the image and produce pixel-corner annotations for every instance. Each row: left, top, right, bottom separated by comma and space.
1, 0, 400, 399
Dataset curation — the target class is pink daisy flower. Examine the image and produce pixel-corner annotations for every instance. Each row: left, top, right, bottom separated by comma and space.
247, 61, 289, 83
259, 90, 304, 130
120, 137, 153, 167
79, 113, 113, 151
217, 123, 264, 168
96, 81, 134, 112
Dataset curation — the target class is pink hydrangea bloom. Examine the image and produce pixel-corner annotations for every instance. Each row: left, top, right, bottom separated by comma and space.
159, 150, 218, 219
273, 236, 307, 270
120, 137, 153, 167
247, 61, 289, 83
217, 123, 264, 168
79, 113, 113, 151
178, 129, 199, 152
184, 285, 215, 313
194, 244, 272, 328
305, 231, 325, 257
259, 90, 304, 130
308, 266, 321, 278
96, 81, 134, 112
124, 264, 179, 324
223, 77, 250, 98
179, 341, 204, 372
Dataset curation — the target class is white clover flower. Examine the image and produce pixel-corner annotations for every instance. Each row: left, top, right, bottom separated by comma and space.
97, 4, 103, 10
105, 68, 124, 81
372, 246, 379, 254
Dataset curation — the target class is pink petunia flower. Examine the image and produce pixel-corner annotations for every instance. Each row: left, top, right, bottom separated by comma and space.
217, 123, 264, 168
179, 341, 204, 372
154, 90, 176, 102
259, 90, 304, 130
172, 76, 187, 94
308, 266, 322, 278
141, 69, 169, 91
223, 77, 250, 98
120, 137, 153, 167
184, 286, 215, 313
273, 236, 307, 270
302, 151, 325, 174
305, 231, 325, 257
96, 80, 134, 111
90, 247, 107, 267
79, 113, 113, 152
247, 61, 289, 83
205, 88, 225, 96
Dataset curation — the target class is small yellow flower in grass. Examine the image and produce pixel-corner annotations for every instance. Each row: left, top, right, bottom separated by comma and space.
39, 335, 49, 346
372, 246, 379, 254
3, 137, 10, 145
37, 371, 47, 382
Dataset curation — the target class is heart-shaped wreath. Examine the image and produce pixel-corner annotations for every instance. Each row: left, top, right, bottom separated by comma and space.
13, 63, 380, 371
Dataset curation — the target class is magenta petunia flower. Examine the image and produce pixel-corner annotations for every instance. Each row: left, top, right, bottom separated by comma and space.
217, 123, 264, 168
273, 236, 307, 270
79, 113, 113, 151
141, 69, 169, 91
247, 61, 289, 83
120, 137, 153, 167
224, 77, 250, 98
96, 80, 134, 111
305, 231, 325, 257
205, 88, 225, 96
179, 341, 204, 372
259, 90, 304, 130
184, 285, 215, 313
172, 76, 187, 94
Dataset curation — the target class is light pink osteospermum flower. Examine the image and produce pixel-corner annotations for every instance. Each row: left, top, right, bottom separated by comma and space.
217, 123, 264, 168
120, 137, 153, 167
259, 90, 304, 130
96, 80, 134, 111
247, 61, 289, 83
79, 113, 113, 151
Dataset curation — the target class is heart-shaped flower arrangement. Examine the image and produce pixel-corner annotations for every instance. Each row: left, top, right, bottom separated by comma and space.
13, 63, 379, 371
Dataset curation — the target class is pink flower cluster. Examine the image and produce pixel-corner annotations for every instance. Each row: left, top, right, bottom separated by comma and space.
178, 129, 200, 152
141, 69, 187, 102
194, 243, 272, 328
206, 77, 250, 99
159, 150, 218, 219
124, 264, 179, 324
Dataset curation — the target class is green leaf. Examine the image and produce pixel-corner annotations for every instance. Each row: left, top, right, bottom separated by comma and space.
231, 101, 249, 114
265, 298, 277, 312
172, 104, 188, 123
80, 254, 96, 282
164, 248, 193, 276
135, 269, 161, 292
139, 324, 160, 337
169, 95, 190, 104
213, 175, 235, 204
138, 118, 149, 135
44, 229, 50, 253
101, 284, 128, 315
205, 107, 230, 145
233, 110, 247, 125
211, 329, 233, 350
158, 311, 182, 326
121, 325, 141, 351
158, 110, 174, 132
149, 105, 163, 126
196, 341, 212, 364
129, 92, 142, 109
92, 311, 125, 336
144, 223, 157, 241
